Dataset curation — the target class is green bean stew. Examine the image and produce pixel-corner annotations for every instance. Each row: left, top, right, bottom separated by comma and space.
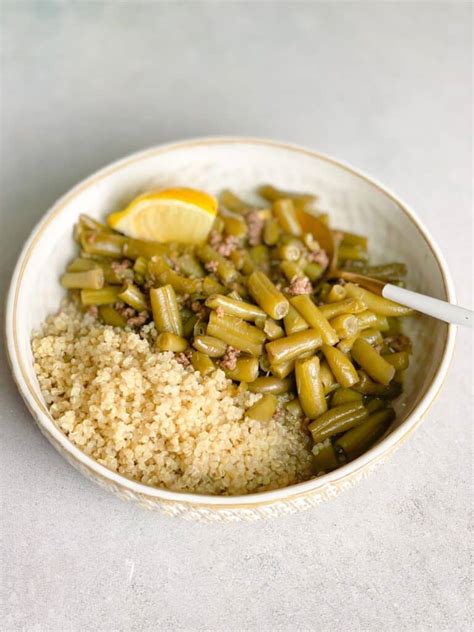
62, 185, 413, 477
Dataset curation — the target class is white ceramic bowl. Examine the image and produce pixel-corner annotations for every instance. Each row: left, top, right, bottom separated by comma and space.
5, 138, 456, 521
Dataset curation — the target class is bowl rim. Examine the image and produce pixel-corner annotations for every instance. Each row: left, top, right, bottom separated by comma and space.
5, 136, 457, 508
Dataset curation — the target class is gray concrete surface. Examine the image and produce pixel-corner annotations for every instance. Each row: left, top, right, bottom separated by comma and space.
1, 2, 472, 631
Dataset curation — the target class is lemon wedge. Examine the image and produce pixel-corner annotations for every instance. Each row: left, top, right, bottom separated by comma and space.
107, 187, 218, 243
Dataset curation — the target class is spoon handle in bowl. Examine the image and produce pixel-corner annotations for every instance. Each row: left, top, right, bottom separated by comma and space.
383, 285, 473, 328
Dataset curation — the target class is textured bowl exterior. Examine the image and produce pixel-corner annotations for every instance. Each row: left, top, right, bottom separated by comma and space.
5, 138, 456, 521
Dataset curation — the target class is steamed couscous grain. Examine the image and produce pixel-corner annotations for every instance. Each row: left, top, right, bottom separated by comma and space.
32, 301, 313, 495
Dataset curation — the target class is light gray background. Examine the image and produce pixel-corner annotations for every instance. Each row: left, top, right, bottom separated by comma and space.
1, 2, 472, 631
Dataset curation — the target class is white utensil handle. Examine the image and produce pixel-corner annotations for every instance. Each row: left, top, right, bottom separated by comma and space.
383, 285, 473, 327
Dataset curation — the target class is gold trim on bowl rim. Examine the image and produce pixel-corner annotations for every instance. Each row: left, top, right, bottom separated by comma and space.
5, 137, 457, 512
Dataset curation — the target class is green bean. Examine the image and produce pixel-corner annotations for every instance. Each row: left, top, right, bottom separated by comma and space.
220, 189, 251, 213
224, 357, 260, 383
61, 269, 104, 290
249, 244, 270, 268
192, 335, 227, 357
202, 276, 226, 296
193, 319, 207, 337
266, 329, 322, 364
212, 215, 225, 233
196, 244, 239, 285
259, 353, 272, 373
335, 408, 395, 459
320, 360, 338, 395
291, 295, 339, 345
247, 271, 289, 320
319, 298, 366, 320
81, 231, 126, 258
249, 376, 292, 395
148, 257, 201, 294
122, 238, 168, 260
177, 253, 205, 278
273, 199, 303, 236
358, 328, 384, 346
355, 310, 380, 330
207, 311, 265, 356
329, 314, 360, 339
133, 256, 149, 277
270, 359, 295, 379
394, 369, 405, 384
230, 249, 255, 275
67, 258, 99, 273
98, 304, 127, 327
79, 213, 111, 234
283, 305, 309, 336
343, 262, 407, 280
327, 284, 347, 303
275, 242, 301, 261
205, 294, 266, 321
295, 356, 327, 419
352, 370, 386, 395
303, 262, 324, 282
337, 244, 368, 262
302, 232, 320, 252
312, 442, 340, 474
336, 336, 357, 354
222, 213, 248, 238
285, 398, 304, 418
246, 394, 278, 422
365, 398, 387, 413
330, 388, 363, 407
261, 318, 285, 340
150, 284, 183, 336
191, 351, 216, 376
339, 231, 368, 250
308, 402, 369, 443
386, 317, 401, 336
321, 344, 359, 388
156, 332, 189, 352
80, 286, 121, 305
279, 261, 302, 282
263, 218, 281, 246
345, 283, 414, 317
182, 313, 198, 338
351, 338, 395, 385
382, 351, 410, 371
258, 185, 316, 210
117, 284, 148, 312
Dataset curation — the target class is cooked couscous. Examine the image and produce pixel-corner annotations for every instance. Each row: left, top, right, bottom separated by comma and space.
32, 301, 313, 495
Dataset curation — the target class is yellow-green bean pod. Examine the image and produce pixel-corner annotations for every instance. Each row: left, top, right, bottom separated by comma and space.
344, 283, 414, 317
150, 284, 183, 336
246, 394, 278, 422
156, 332, 189, 352
266, 329, 322, 364
290, 295, 338, 346
321, 344, 359, 388
308, 402, 369, 443
247, 271, 289, 320
295, 356, 327, 419
351, 338, 395, 385
191, 351, 216, 376
283, 305, 309, 336
192, 335, 228, 358
205, 294, 266, 321
248, 376, 292, 395
207, 311, 265, 356
224, 357, 260, 383
335, 408, 395, 459
61, 269, 104, 290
